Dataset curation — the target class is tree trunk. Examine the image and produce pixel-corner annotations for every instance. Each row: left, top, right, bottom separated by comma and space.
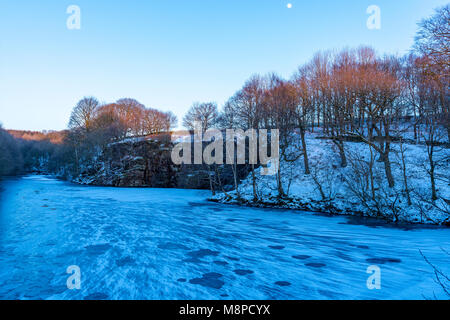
369, 145, 376, 200
338, 142, 347, 168
214, 165, 229, 196
209, 176, 215, 196
232, 161, 241, 200
381, 152, 395, 188
430, 164, 437, 201
75, 147, 80, 176
207, 165, 215, 196
399, 141, 412, 206
332, 138, 347, 168
428, 144, 438, 201
251, 164, 257, 202
277, 167, 285, 199
300, 127, 310, 174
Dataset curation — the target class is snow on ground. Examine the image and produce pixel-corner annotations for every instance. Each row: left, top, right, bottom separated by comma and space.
213, 130, 450, 225
0, 176, 449, 300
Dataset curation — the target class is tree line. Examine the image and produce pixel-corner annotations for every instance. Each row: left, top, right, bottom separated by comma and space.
0, 96, 178, 178
0, 125, 23, 176
181, 5, 449, 214
0, 126, 71, 177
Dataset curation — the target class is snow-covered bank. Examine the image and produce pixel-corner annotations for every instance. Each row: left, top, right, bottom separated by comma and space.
211, 132, 450, 225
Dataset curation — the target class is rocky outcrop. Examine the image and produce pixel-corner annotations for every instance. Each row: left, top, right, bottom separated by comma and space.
75, 140, 176, 187
74, 139, 250, 190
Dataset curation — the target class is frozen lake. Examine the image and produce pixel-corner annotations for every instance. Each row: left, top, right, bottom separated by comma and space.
0, 175, 449, 300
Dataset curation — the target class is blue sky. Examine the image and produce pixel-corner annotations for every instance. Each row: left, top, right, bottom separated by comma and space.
0, 0, 448, 131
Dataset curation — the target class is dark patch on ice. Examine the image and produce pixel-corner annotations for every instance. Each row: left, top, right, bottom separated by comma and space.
56, 250, 84, 258
227, 218, 239, 222
182, 257, 205, 264
233, 269, 254, 276
41, 205, 49, 208
356, 245, 370, 249
213, 260, 229, 266
366, 258, 401, 264
187, 249, 220, 259
103, 225, 116, 233
84, 292, 109, 300
84, 244, 111, 255
318, 289, 338, 298
44, 240, 57, 246
207, 236, 227, 245
116, 256, 135, 267
336, 251, 353, 262
275, 281, 291, 287
226, 256, 240, 261
188, 202, 218, 208
189, 272, 225, 289
221, 294, 229, 297
157, 243, 189, 250
292, 255, 311, 260
305, 263, 326, 268
268, 245, 285, 250
341, 216, 442, 231
177, 278, 187, 282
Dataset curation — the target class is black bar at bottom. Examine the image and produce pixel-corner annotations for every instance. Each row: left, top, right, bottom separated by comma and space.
0, 300, 448, 318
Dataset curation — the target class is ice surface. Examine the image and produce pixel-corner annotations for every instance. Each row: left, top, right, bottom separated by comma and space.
0, 176, 449, 300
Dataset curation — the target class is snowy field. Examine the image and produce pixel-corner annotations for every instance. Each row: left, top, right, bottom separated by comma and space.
0, 176, 449, 300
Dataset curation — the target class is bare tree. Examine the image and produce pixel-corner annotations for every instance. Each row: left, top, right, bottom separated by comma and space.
264, 74, 299, 199
115, 98, 146, 136
347, 56, 405, 188
229, 75, 266, 201
292, 67, 313, 174
325, 49, 359, 168
68, 97, 100, 131
220, 101, 242, 199
422, 115, 447, 201
91, 108, 128, 143
182, 102, 219, 196
142, 109, 177, 134
183, 102, 219, 132
414, 5, 450, 141
399, 138, 412, 206
414, 4, 450, 74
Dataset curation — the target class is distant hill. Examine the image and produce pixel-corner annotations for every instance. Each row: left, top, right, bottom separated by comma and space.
7, 130, 67, 144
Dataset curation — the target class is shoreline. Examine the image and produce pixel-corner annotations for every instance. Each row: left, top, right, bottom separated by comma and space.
6, 173, 449, 227
209, 193, 450, 227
